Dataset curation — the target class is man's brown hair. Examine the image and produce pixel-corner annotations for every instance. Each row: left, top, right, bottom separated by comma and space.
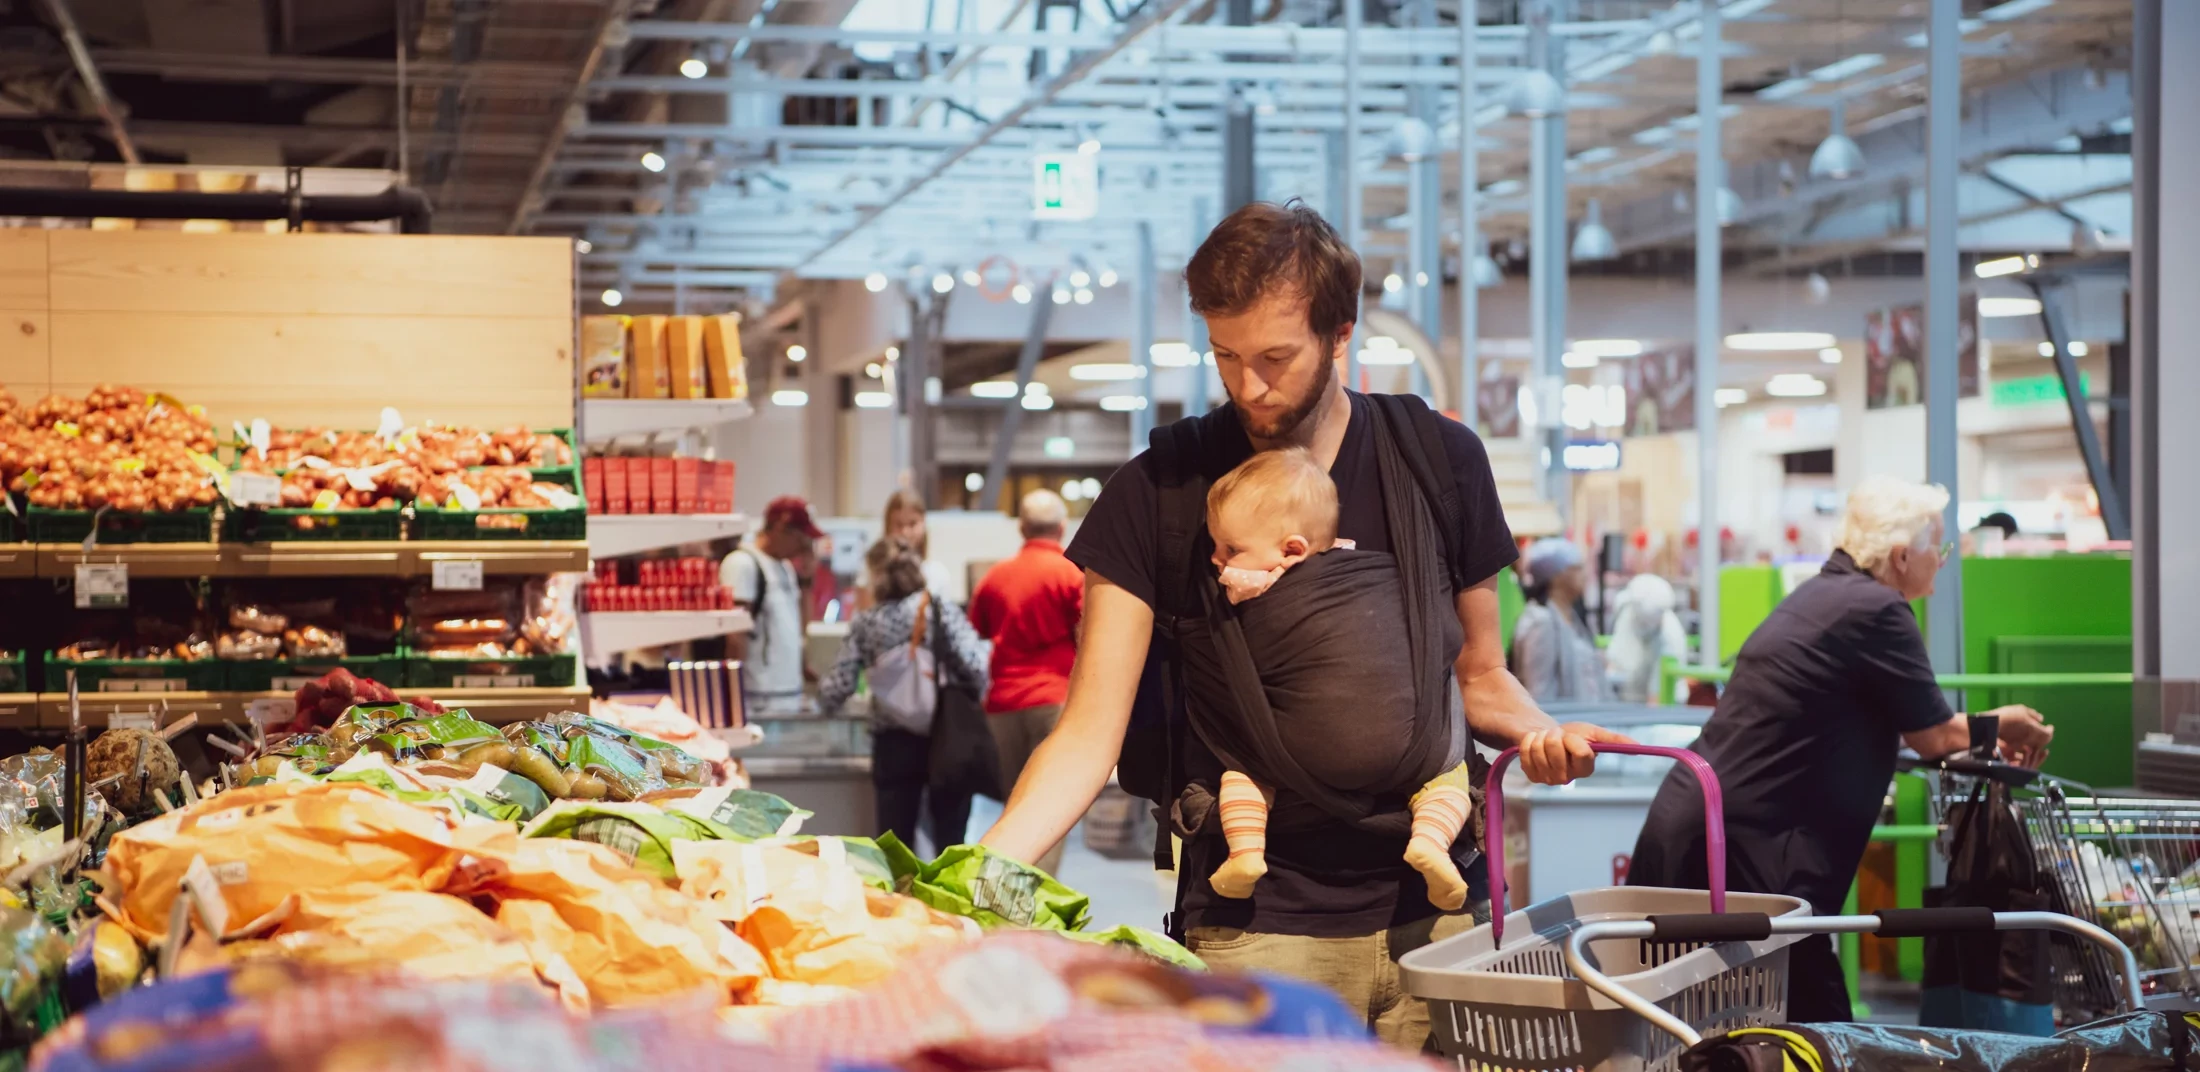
1185, 200, 1362, 352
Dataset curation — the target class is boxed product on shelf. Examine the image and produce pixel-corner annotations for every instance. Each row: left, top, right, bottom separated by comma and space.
702, 313, 748, 399
582, 456, 605, 513
580, 314, 628, 398
708, 458, 735, 512
667, 315, 708, 400
628, 315, 670, 399
635, 556, 716, 587
580, 585, 734, 612
666, 658, 745, 729
602, 455, 630, 514
674, 456, 701, 513
649, 456, 674, 514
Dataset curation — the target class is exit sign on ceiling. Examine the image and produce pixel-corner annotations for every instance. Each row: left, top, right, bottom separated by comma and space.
1991, 373, 2090, 408
1032, 153, 1098, 221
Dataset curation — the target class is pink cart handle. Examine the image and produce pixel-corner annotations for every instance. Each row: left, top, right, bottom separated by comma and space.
1485, 742, 1726, 946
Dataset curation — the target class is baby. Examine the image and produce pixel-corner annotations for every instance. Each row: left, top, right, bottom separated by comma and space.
1203, 447, 1477, 909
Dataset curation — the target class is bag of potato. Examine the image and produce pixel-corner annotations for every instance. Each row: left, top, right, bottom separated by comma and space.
485, 838, 764, 1009
520, 800, 730, 880
260, 889, 537, 985
95, 782, 515, 944
673, 840, 973, 989
650, 786, 810, 840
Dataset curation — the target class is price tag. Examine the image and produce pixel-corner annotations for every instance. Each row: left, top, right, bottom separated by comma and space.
231, 471, 281, 508
246, 697, 297, 728
432, 559, 484, 591
108, 710, 157, 732
181, 855, 233, 937
98, 679, 182, 693
74, 563, 128, 609
452, 673, 530, 689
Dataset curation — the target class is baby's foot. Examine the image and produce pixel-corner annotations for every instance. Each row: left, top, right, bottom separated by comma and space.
1210, 853, 1268, 899
1405, 841, 1468, 911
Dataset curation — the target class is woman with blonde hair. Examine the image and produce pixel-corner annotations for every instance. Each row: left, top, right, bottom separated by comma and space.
1625, 476, 2053, 1025
858, 489, 953, 608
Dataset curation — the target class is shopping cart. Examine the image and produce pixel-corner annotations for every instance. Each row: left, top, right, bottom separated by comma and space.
1913, 754, 2200, 1017
1400, 743, 1811, 1072
1559, 908, 2153, 1070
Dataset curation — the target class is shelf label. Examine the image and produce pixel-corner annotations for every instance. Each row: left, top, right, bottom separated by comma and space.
231, 471, 282, 507
432, 559, 485, 591
107, 710, 158, 732
269, 677, 319, 692
246, 697, 297, 727
452, 674, 532, 689
97, 679, 183, 693
74, 563, 128, 609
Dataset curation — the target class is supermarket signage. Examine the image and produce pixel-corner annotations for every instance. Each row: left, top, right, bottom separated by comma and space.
432, 559, 485, 591
1032, 154, 1098, 221
1991, 373, 2090, 408
1562, 439, 1623, 471
454, 674, 533, 689
74, 562, 127, 609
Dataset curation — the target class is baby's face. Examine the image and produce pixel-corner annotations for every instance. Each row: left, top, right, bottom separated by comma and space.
1208, 500, 1311, 574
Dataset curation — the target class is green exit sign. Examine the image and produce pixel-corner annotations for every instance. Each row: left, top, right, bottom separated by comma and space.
1991, 372, 2090, 407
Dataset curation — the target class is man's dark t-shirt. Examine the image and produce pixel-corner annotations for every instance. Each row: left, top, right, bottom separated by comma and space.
1068, 391, 1518, 936
1627, 549, 1954, 917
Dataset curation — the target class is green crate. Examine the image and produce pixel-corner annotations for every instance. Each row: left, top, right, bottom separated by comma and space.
0, 654, 23, 693
43, 653, 226, 694
0, 495, 21, 543
411, 467, 583, 541
28, 508, 214, 545
223, 653, 408, 692
404, 653, 577, 689
222, 506, 406, 543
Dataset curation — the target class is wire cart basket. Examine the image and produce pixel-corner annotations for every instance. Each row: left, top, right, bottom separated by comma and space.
1400, 743, 1811, 1072
1918, 756, 2200, 1018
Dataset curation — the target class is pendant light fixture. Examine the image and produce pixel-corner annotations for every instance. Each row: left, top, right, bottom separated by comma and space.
1570, 199, 1618, 262
1809, 99, 1867, 180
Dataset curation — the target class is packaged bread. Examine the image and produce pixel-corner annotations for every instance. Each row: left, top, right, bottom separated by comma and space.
581, 315, 629, 398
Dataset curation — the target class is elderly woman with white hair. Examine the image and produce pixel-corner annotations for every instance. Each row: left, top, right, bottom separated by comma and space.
1626, 476, 2053, 1025
1510, 537, 1611, 702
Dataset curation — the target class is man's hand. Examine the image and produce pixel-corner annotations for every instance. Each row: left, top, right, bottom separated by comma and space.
1986, 704, 2053, 768
1516, 722, 1636, 784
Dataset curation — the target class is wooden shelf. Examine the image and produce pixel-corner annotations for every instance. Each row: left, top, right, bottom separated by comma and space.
582, 609, 750, 653
580, 398, 752, 442
0, 546, 31, 578
31, 685, 593, 729
19, 540, 589, 580
587, 513, 746, 559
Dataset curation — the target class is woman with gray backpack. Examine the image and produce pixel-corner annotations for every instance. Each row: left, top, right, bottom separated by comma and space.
818, 537, 992, 854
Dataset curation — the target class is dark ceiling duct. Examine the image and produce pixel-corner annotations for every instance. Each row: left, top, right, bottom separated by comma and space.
0, 185, 434, 233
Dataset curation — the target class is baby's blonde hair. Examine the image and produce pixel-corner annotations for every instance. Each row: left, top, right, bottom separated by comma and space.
1206, 447, 1339, 546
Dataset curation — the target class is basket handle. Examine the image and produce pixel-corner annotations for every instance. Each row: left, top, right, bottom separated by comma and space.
1486, 742, 1725, 946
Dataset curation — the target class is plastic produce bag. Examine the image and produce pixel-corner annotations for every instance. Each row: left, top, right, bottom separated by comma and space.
95, 781, 515, 944
519, 800, 729, 880
652, 787, 810, 840
905, 844, 1092, 932
257, 889, 537, 984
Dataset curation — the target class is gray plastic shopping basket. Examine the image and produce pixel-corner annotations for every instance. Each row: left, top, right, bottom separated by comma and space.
1399, 743, 1811, 1072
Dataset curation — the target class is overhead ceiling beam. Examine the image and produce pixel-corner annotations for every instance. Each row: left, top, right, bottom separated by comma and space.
620, 21, 1645, 50
40, 0, 138, 164
89, 50, 575, 90
508, 0, 633, 234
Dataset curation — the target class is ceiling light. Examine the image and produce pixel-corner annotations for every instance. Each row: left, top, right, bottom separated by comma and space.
1383, 273, 1404, 293
965, 472, 985, 493
1073, 287, 1094, 304
574, 239, 593, 254
1716, 186, 1742, 226
1980, 0, 2054, 20
1100, 395, 1150, 412
1756, 78, 1815, 102
785, 344, 807, 362
970, 381, 1019, 399
1507, 68, 1566, 118
1366, 335, 1398, 350
2037, 341, 2057, 358
1021, 393, 1055, 411
1819, 347, 1843, 364
1012, 283, 1033, 304
679, 57, 709, 79
1070, 269, 1091, 288
1714, 388, 1749, 407
885, 345, 900, 360
932, 273, 954, 294
1485, 179, 1524, 197
1560, 351, 1599, 369
864, 272, 888, 292
1979, 297, 2044, 318
640, 151, 667, 173
1570, 146, 1619, 167
1571, 199, 1618, 262
1069, 363, 1144, 381
1077, 134, 1102, 156
1389, 116, 1436, 161
1052, 288, 1070, 305
1080, 477, 1101, 498
599, 288, 624, 308
1806, 272, 1831, 303
1809, 101, 1866, 180
960, 269, 981, 287
1061, 479, 1084, 502
853, 391, 893, 409
1150, 342, 1198, 367
1571, 339, 1643, 358
771, 388, 809, 407
2069, 340, 2090, 357
1974, 254, 2037, 278
1472, 253, 1502, 288
1097, 268, 1119, 288
1725, 331, 1837, 351
1809, 54, 1886, 82
1358, 346, 1415, 366
1025, 381, 1049, 396
864, 362, 883, 378
1765, 373, 1828, 397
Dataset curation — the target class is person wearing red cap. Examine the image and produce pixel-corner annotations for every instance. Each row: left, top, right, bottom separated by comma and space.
724, 495, 823, 714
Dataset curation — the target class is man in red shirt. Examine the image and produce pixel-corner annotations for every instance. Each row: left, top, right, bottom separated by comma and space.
969, 488, 1084, 875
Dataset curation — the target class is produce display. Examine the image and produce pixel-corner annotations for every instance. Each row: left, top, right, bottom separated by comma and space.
409, 581, 572, 659
0, 386, 219, 513
235, 424, 571, 474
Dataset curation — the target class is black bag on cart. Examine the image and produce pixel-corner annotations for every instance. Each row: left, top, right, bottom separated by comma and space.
1678, 1013, 2199, 1072
1920, 777, 2056, 1035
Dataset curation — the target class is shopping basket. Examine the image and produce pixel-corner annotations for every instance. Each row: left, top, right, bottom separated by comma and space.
1560, 907, 2153, 1070
1400, 743, 1812, 1072
1913, 754, 2200, 1017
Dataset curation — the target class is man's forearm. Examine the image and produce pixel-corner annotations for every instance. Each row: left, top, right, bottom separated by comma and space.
1460, 659, 1560, 747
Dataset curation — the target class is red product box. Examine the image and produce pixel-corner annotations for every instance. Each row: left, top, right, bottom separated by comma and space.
673, 457, 702, 515
712, 460, 737, 514
649, 457, 675, 515
582, 457, 604, 514
602, 456, 630, 515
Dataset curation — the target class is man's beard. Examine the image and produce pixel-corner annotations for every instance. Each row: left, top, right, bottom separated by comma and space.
1235, 353, 1336, 441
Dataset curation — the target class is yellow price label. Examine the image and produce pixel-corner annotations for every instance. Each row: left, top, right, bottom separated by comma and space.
53, 422, 79, 438
312, 489, 341, 511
